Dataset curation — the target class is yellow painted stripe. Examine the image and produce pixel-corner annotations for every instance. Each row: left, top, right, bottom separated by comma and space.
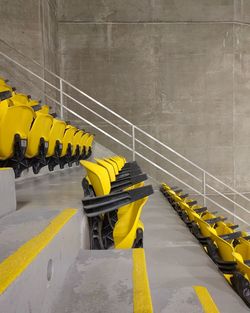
193, 286, 220, 313
0, 208, 77, 294
133, 248, 154, 313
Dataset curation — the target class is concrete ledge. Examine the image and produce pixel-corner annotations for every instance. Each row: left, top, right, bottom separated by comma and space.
0, 168, 16, 218
0, 208, 82, 313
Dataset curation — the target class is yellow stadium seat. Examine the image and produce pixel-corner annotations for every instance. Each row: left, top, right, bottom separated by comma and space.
59, 125, 77, 168
114, 197, 148, 249
0, 103, 35, 177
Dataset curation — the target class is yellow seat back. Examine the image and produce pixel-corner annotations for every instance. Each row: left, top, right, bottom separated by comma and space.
0, 105, 35, 160
105, 158, 119, 175
114, 197, 148, 249
208, 227, 235, 262
37, 105, 50, 114
25, 112, 53, 158
110, 156, 123, 171
95, 158, 116, 182
61, 125, 77, 157
47, 119, 67, 157
214, 223, 233, 236
0, 83, 12, 92
10, 93, 30, 106
85, 134, 94, 150
114, 156, 126, 167
193, 214, 212, 238
80, 160, 111, 196
72, 130, 84, 155
232, 251, 250, 281
235, 238, 250, 260
79, 133, 89, 154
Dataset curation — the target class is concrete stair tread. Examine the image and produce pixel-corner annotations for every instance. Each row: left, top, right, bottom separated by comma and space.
52, 249, 133, 313
0, 207, 66, 262
141, 190, 250, 312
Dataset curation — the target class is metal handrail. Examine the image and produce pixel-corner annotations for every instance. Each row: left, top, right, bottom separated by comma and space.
135, 137, 202, 182
0, 42, 249, 227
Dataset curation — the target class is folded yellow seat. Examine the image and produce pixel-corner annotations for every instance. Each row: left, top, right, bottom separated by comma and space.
81, 160, 152, 249
161, 182, 250, 308
113, 197, 147, 249
110, 156, 125, 170
37, 104, 50, 114
95, 158, 116, 182
25, 111, 53, 158
81, 160, 111, 196
10, 93, 31, 106
104, 158, 119, 175
60, 125, 77, 158
0, 104, 35, 160
232, 238, 250, 278
118, 182, 145, 217
46, 119, 67, 158
85, 134, 94, 155
72, 130, 84, 157
0, 82, 12, 92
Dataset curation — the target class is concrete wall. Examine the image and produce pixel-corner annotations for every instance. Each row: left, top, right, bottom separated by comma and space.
0, 0, 58, 103
57, 0, 248, 191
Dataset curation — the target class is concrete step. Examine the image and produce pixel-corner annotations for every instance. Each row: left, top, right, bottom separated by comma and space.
0, 207, 82, 313
141, 189, 250, 313
52, 249, 134, 313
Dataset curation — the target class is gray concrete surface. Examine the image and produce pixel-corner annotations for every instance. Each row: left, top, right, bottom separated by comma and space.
0, 158, 248, 312
141, 189, 250, 312
0, 0, 58, 108
15, 166, 89, 249
0, 166, 88, 313
0, 168, 16, 218
52, 250, 133, 313
0, 209, 81, 313
56, 1, 250, 193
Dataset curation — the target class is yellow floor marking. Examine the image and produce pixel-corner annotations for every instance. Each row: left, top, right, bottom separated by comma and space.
193, 286, 220, 313
133, 248, 154, 313
0, 208, 77, 294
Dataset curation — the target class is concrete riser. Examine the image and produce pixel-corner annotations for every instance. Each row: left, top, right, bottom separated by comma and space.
0, 211, 82, 313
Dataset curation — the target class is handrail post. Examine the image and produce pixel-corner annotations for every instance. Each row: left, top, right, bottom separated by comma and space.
59, 78, 64, 119
132, 125, 135, 161
202, 171, 206, 206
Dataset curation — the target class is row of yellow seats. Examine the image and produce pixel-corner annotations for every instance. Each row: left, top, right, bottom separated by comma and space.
81, 156, 152, 250
161, 182, 250, 308
82, 155, 143, 196
0, 78, 94, 177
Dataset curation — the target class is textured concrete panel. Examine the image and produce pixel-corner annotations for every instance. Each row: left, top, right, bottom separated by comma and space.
57, 0, 234, 22
234, 0, 250, 23
58, 22, 235, 186
0, 168, 16, 218
0, 0, 59, 108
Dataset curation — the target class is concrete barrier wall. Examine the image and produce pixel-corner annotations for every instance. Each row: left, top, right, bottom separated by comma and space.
0, 168, 16, 218
57, 0, 250, 192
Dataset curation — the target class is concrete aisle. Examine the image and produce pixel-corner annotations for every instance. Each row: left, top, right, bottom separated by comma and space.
14, 169, 250, 312
141, 189, 250, 313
